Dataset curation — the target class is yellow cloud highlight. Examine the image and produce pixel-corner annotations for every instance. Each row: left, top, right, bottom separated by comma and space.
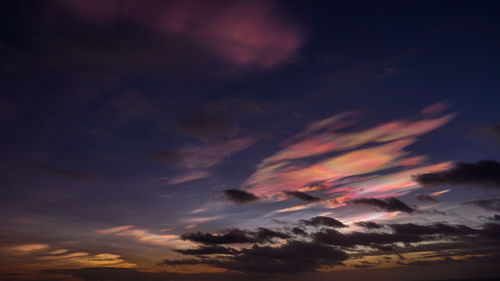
8, 243, 49, 254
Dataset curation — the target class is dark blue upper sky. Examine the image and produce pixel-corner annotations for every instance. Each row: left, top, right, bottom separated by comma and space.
1, 1, 500, 281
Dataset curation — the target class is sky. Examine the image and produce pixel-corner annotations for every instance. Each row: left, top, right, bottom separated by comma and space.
1, 1, 500, 281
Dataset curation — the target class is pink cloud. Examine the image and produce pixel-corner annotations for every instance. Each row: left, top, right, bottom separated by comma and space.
95, 225, 135, 235
261, 112, 454, 166
247, 139, 416, 196
244, 104, 455, 199
163, 136, 257, 185
174, 137, 257, 170
55, 0, 305, 68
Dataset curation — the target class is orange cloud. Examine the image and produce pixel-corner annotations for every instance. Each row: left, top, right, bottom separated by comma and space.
95, 225, 135, 235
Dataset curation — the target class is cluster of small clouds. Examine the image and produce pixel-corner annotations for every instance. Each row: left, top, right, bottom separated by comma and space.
157, 215, 500, 275
1, 243, 135, 269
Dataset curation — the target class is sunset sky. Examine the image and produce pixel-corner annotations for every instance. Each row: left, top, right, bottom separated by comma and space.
1, 1, 500, 281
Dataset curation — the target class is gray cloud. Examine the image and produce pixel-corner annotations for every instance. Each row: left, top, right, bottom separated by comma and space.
349, 197, 415, 213
413, 160, 500, 189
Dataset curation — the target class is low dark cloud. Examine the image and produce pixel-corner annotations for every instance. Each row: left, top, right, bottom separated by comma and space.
389, 223, 477, 236
300, 216, 347, 228
166, 222, 500, 276
413, 160, 500, 189
313, 228, 422, 247
463, 198, 500, 212
255, 227, 290, 242
416, 194, 438, 203
355, 221, 384, 229
181, 229, 255, 245
164, 240, 348, 274
284, 191, 321, 202
489, 215, 500, 221
224, 189, 260, 205
349, 197, 415, 213
175, 245, 238, 256
181, 228, 289, 245
292, 227, 307, 236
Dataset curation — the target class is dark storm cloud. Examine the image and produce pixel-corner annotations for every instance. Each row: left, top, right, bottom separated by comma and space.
284, 191, 321, 202
175, 245, 238, 256
481, 223, 500, 240
224, 189, 260, 205
416, 194, 438, 203
181, 229, 255, 244
489, 215, 500, 221
30, 160, 89, 179
292, 227, 307, 236
163, 240, 348, 274
413, 160, 500, 189
255, 227, 290, 242
181, 227, 289, 245
349, 197, 415, 213
354, 221, 384, 229
463, 198, 500, 212
300, 216, 347, 228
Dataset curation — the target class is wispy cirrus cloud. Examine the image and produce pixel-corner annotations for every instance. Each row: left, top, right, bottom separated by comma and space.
154, 136, 257, 184
95, 225, 194, 249
241, 104, 454, 208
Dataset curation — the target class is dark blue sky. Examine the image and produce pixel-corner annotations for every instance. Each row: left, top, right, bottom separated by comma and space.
1, 1, 500, 281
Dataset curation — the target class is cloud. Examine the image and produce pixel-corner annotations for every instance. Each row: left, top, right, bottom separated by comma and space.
181, 227, 289, 245
113, 229, 187, 247
176, 245, 238, 256
259, 109, 454, 166
95, 225, 135, 235
313, 228, 422, 247
300, 216, 347, 228
159, 221, 500, 277
164, 240, 348, 274
489, 215, 500, 221
354, 221, 384, 229
292, 227, 307, 236
247, 138, 418, 196
389, 223, 477, 236
349, 197, 415, 213
154, 137, 257, 170
7, 243, 49, 254
55, 0, 305, 68
413, 160, 500, 189
224, 189, 260, 205
463, 198, 500, 212
166, 170, 211, 185
416, 194, 438, 203
284, 191, 321, 202
244, 106, 454, 198
154, 137, 257, 184
95, 225, 191, 248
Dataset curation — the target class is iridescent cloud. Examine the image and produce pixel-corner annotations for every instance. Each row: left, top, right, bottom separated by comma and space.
244, 105, 455, 202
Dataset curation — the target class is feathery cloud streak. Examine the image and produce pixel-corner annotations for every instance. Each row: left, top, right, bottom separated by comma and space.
244, 105, 454, 202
